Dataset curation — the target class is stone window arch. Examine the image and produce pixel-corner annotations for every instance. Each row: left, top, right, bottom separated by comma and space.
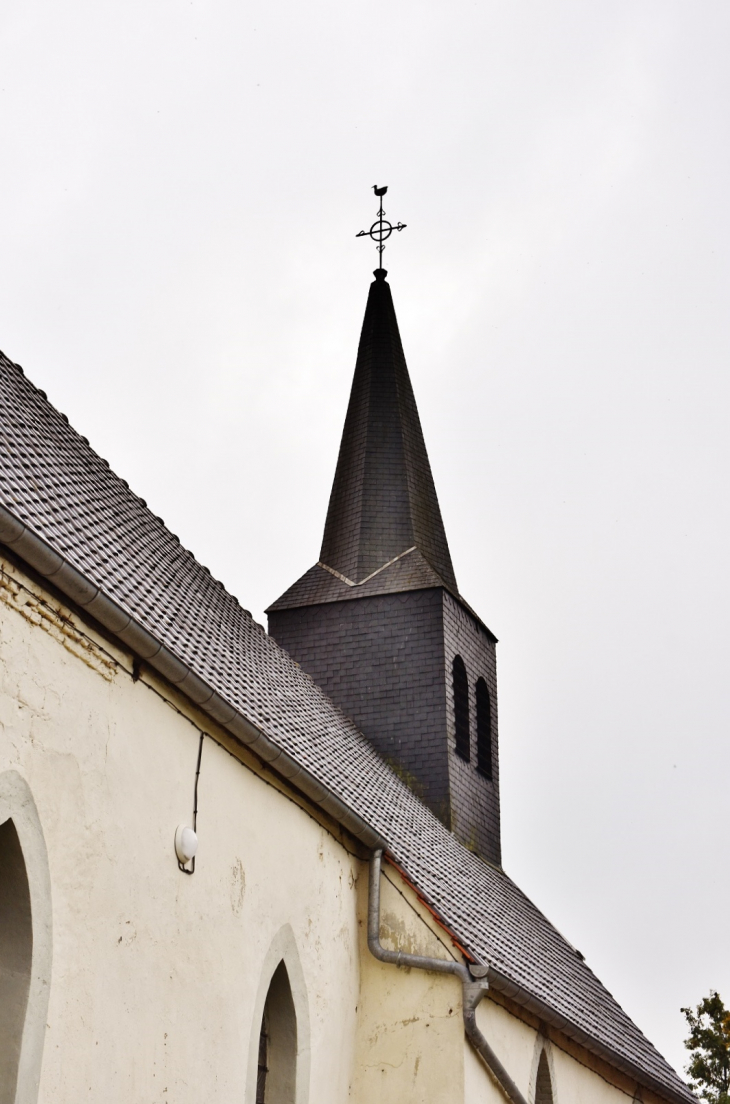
475, 677, 493, 779
452, 655, 470, 761
247, 925, 310, 1104
530, 1040, 556, 1104
0, 771, 52, 1104
255, 962, 297, 1104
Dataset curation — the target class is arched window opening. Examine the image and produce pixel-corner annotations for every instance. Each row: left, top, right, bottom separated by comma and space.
256, 961, 297, 1104
452, 655, 470, 761
476, 678, 493, 780
535, 1049, 554, 1104
0, 817, 33, 1104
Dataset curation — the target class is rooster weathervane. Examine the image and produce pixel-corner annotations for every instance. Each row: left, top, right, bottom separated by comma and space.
356, 186, 407, 268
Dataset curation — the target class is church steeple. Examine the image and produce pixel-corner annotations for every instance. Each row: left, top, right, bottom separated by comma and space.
320, 269, 457, 591
268, 254, 502, 866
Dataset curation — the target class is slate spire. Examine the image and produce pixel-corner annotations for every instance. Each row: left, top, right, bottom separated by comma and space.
268, 265, 502, 864
320, 269, 457, 591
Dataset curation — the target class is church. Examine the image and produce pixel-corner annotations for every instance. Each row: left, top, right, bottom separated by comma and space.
0, 240, 693, 1103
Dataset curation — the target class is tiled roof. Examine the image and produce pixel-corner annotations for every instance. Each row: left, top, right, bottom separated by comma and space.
0, 350, 692, 1104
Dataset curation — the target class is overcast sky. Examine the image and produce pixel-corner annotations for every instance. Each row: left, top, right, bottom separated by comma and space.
2, 0, 728, 1079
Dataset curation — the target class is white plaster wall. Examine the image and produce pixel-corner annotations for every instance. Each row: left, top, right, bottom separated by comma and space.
351, 869, 466, 1104
0, 560, 360, 1103
550, 1043, 638, 1104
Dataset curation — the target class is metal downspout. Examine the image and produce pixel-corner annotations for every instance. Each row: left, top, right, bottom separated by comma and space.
367, 849, 529, 1104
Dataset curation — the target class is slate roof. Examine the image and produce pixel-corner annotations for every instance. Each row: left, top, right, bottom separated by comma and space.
0, 348, 693, 1104
274, 270, 457, 612
268, 547, 448, 610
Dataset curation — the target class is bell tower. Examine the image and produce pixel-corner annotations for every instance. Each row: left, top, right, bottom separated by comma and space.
267, 266, 502, 865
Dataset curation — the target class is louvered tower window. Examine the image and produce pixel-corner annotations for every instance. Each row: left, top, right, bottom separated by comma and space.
452, 655, 470, 761
535, 1050, 554, 1104
476, 678, 493, 779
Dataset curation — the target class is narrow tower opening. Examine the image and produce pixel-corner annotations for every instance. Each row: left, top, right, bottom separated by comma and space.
476, 677, 493, 780
255, 961, 297, 1104
0, 817, 33, 1104
452, 655, 470, 761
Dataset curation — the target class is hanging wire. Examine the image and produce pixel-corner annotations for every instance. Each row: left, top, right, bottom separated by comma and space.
178, 731, 204, 875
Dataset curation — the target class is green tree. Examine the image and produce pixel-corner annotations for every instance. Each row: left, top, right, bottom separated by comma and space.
681, 991, 730, 1103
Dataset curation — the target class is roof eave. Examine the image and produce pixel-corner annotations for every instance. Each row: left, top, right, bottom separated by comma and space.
0, 502, 386, 854
488, 967, 694, 1104
387, 855, 692, 1104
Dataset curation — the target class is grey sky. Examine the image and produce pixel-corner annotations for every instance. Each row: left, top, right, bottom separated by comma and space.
2, 0, 728, 1077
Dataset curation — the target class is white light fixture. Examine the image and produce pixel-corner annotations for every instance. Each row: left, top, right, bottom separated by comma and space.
174, 825, 198, 865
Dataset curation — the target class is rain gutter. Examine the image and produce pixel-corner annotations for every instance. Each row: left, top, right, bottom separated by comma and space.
486, 967, 694, 1104
0, 503, 385, 853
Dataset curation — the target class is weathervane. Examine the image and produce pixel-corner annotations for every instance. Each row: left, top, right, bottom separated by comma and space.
356, 186, 406, 268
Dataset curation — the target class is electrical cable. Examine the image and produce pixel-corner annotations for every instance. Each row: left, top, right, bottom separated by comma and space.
178, 731, 204, 875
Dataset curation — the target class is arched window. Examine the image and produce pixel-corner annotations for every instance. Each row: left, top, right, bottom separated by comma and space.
255, 961, 297, 1104
475, 678, 493, 780
452, 655, 470, 761
535, 1049, 554, 1104
0, 817, 33, 1104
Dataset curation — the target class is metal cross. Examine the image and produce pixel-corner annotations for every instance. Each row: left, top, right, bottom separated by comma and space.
356, 186, 406, 268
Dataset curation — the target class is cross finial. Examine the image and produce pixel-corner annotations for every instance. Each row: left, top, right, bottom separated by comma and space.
356, 185, 407, 270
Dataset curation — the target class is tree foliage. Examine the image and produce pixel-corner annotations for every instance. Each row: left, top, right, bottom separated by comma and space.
681, 991, 730, 1103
